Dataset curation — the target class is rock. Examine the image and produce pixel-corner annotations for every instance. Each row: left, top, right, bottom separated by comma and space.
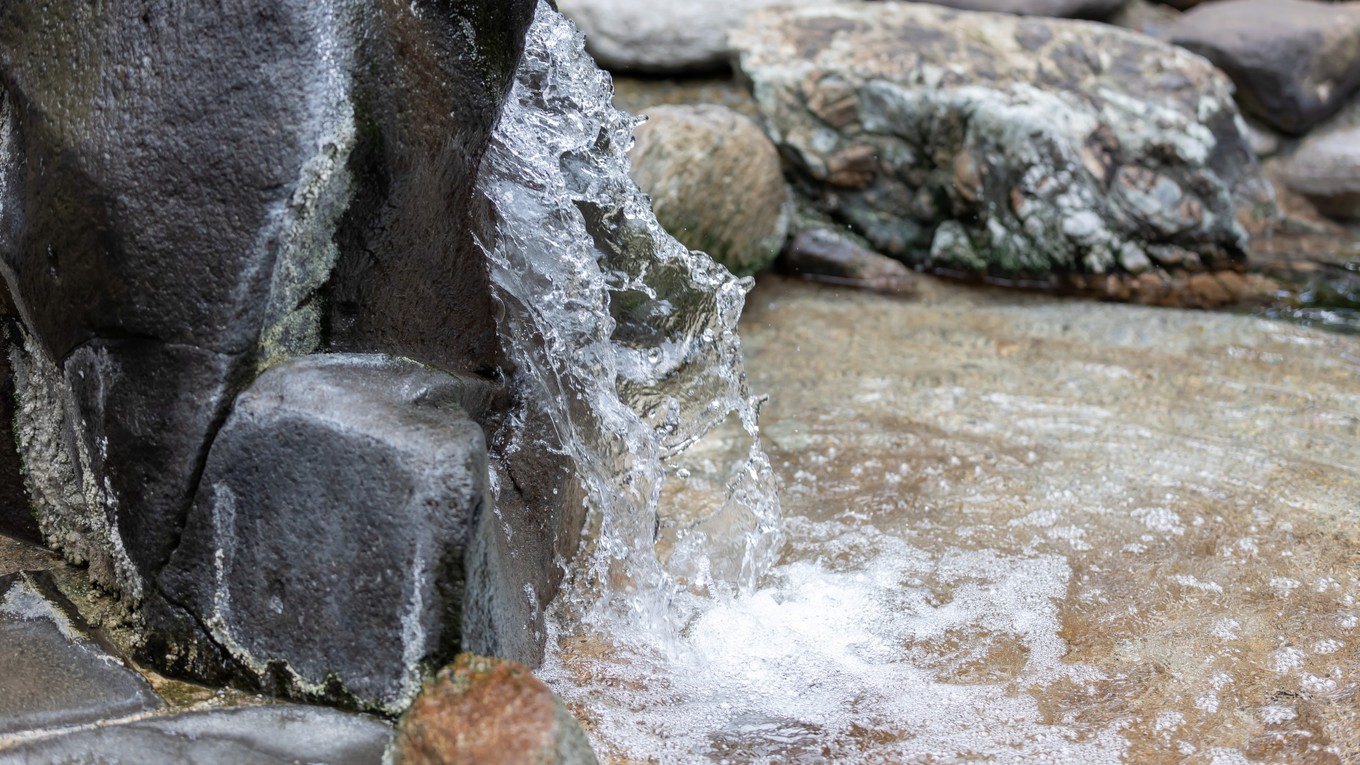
0, 705, 391, 765
629, 105, 791, 276
0, 0, 541, 689
390, 654, 598, 765
1278, 99, 1360, 220
732, 3, 1263, 288
914, 0, 1129, 19
159, 354, 492, 714
0, 318, 37, 545
1106, 0, 1180, 38
557, 0, 832, 73
1168, 0, 1360, 135
0, 572, 160, 736
1243, 117, 1286, 159
781, 229, 919, 294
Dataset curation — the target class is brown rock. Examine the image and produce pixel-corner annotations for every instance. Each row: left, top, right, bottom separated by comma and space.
781, 228, 919, 294
391, 654, 598, 765
629, 104, 791, 275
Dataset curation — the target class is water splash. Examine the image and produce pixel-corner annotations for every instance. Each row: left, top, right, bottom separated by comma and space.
474, 1, 782, 648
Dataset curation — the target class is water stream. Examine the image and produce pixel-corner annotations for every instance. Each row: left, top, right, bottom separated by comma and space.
476, 5, 1360, 763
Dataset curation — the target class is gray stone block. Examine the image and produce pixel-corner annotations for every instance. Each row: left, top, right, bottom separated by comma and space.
159, 354, 491, 714
0, 572, 160, 736
0, 705, 391, 765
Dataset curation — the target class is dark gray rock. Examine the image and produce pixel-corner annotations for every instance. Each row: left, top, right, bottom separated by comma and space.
0, 572, 160, 736
917, 0, 1129, 19
1278, 97, 1360, 220
0, 0, 533, 605
1169, 0, 1360, 135
0, 316, 37, 545
732, 3, 1265, 285
781, 229, 919, 294
160, 354, 492, 714
0, 705, 391, 765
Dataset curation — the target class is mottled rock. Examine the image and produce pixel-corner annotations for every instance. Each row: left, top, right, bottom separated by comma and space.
557, 0, 833, 73
1169, 0, 1360, 135
0, 705, 391, 765
391, 654, 598, 765
1278, 99, 1360, 220
781, 228, 919, 294
0, 572, 160, 736
629, 105, 791, 276
915, 0, 1129, 19
159, 354, 492, 714
732, 4, 1263, 289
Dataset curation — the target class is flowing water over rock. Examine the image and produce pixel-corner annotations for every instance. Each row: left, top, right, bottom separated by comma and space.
478, 5, 1359, 762
475, 3, 782, 646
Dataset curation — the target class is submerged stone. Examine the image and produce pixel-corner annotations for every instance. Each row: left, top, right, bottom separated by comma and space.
0, 705, 390, 765
731, 3, 1266, 296
0, 572, 160, 736
159, 354, 491, 714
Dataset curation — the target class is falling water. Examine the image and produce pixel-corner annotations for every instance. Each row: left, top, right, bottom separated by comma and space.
474, 0, 782, 649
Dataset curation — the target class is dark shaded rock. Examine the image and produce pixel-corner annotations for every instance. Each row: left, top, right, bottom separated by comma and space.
629, 105, 790, 276
0, 571, 160, 736
732, 3, 1266, 294
390, 654, 598, 765
0, 321, 37, 545
0, 705, 391, 765
916, 0, 1129, 20
160, 354, 492, 714
781, 228, 918, 294
0, 0, 535, 612
324, 1, 535, 377
1169, 0, 1360, 135
1106, 0, 1180, 38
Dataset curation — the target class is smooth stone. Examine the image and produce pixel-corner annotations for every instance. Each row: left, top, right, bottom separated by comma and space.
1169, 0, 1360, 134
0, 705, 391, 765
913, 0, 1129, 19
1278, 99, 1360, 220
1106, 0, 1180, 38
732, 3, 1263, 286
159, 354, 492, 714
0, 572, 160, 736
781, 228, 919, 294
390, 654, 598, 765
629, 105, 791, 276
556, 0, 834, 73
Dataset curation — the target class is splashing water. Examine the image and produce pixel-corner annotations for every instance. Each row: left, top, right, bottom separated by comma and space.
474, 1, 782, 652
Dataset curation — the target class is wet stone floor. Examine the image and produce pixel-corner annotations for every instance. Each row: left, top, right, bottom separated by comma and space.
560, 275, 1360, 764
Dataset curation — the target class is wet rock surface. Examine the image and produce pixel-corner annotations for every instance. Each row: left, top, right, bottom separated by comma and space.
0, 705, 391, 765
780, 228, 919, 294
1168, 0, 1360, 135
391, 654, 597, 765
555, 275, 1360, 762
160, 354, 492, 714
732, 3, 1265, 293
629, 105, 790, 276
0, 571, 161, 735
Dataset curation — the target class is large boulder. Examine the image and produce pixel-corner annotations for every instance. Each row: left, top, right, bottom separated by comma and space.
629, 105, 791, 276
732, 3, 1266, 295
159, 354, 493, 713
0, 0, 558, 695
914, 0, 1129, 19
1168, 0, 1360, 135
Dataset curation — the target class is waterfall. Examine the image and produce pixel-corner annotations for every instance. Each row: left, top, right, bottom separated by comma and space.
473, 1, 783, 650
